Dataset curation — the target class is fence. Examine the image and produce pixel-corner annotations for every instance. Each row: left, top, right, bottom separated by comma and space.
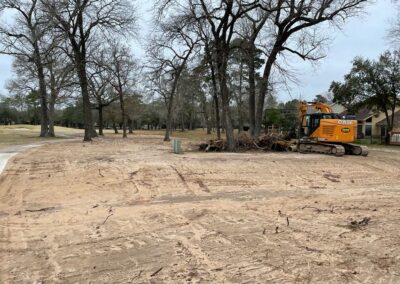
391, 133, 400, 145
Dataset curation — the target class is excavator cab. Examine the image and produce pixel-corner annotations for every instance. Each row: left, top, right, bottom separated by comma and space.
301, 112, 342, 138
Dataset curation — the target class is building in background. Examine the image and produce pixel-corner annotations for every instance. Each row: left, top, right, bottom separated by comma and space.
354, 107, 400, 144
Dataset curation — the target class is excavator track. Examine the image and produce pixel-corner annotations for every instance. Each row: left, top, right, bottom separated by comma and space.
294, 141, 368, 157
297, 141, 345, 157
343, 143, 369, 156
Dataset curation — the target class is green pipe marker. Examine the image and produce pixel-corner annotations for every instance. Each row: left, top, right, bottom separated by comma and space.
172, 139, 182, 154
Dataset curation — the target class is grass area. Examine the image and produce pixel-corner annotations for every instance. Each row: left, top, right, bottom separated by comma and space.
3, 125, 399, 154
0, 125, 83, 149
356, 138, 383, 145
355, 137, 400, 150
365, 144, 400, 151
0, 126, 219, 150
103, 128, 220, 142
138, 129, 221, 141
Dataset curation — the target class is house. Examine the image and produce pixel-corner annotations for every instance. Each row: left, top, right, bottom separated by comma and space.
390, 128, 400, 144
354, 107, 400, 143
376, 111, 400, 145
329, 102, 346, 114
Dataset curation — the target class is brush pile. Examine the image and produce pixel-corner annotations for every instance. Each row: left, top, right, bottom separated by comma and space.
199, 133, 292, 152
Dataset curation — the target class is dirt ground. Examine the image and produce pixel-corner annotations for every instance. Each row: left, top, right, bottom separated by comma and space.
0, 135, 400, 283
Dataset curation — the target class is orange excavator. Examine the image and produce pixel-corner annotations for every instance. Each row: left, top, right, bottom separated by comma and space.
294, 101, 368, 156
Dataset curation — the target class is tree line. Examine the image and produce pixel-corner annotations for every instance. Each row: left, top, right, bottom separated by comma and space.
0, 0, 386, 150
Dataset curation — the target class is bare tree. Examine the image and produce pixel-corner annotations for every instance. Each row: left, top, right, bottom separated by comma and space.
187, 0, 266, 150
87, 50, 116, 136
42, 0, 136, 141
107, 44, 137, 138
6, 59, 39, 112
228, 43, 248, 134
253, 0, 368, 136
195, 20, 222, 139
238, 9, 272, 137
0, 0, 52, 136
388, 1, 400, 46
46, 51, 76, 136
147, 13, 200, 141
6, 51, 76, 137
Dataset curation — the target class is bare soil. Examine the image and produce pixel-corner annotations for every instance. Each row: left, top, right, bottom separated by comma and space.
1, 135, 400, 283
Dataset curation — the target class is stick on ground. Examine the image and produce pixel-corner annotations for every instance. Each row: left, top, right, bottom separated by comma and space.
150, 267, 163, 277
102, 213, 113, 225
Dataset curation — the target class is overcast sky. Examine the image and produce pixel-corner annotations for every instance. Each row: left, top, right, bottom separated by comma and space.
281, 0, 397, 102
0, 0, 397, 102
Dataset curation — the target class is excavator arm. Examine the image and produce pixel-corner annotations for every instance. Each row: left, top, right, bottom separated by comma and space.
299, 101, 333, 118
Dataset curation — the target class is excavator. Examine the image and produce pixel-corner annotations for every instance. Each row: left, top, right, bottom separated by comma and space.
293, 101, 368, 157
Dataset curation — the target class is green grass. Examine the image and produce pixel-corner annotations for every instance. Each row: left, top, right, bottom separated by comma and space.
0, 125, 241, 149
103, 128, 221, 142
365, 144, 400, 151
0, 126, 220, 149
356, 138, 383, 145
0, 125, 83, 149
6, 125, 398, 152
354, 137, 400, 151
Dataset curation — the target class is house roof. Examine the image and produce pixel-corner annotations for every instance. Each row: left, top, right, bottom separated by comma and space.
376, 111, 400, 127
354, 108, 374, 121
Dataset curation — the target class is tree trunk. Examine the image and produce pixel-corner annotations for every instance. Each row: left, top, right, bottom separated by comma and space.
128, 117, 133, 134
221, 109, 226, 133
382, 106, 391, 145
216, 46, 235, 151
205, 41, 221, 140
164, 69, 183, 141
115, 61, 127, 138
33, 46, 49, 138
388, 95, 398, 144
189, 114, 193, 130
164, 96, 174, 141
212, 88, 221, 139
238, 59, 244, 134
190, 93, 195, 130
255, 45, 280, 137
48, 65, 57, 137
181, 112, 185, 132
113, 121, 119, 134
48, 97, 55, 137
98, 105, 104, 136
74, 51, 94, 141
207, 120, 212, 134
92, 127, 98, 137
117, 89, 127, 138
201, 93, 211, 135
247, 43, 256, 137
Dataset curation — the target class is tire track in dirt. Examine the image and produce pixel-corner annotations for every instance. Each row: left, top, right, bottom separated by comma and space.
1, 137, 400, 283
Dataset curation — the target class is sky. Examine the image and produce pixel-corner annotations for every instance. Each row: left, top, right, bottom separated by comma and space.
280, 0, 398, 102
0, 0, 397, 102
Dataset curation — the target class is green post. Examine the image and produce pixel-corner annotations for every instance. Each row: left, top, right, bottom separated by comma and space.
172, 139, 182, 154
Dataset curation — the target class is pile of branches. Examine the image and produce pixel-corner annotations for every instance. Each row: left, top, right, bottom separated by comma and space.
250, 133, 291, 151
199, 133, 292, 152
199, 139, 226, 152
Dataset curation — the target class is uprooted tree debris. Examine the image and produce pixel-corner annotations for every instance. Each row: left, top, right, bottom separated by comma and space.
199, 133, 292, 152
